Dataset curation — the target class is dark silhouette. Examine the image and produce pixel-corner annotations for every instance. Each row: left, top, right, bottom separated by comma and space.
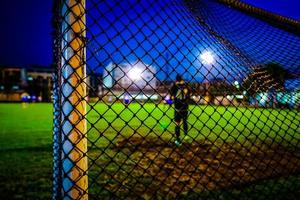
170, 75, 191, 145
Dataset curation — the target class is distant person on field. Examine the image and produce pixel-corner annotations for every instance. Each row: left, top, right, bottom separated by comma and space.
170, 75, 191, 145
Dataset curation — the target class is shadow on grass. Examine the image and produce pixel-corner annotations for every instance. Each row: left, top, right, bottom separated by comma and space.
1, 137, 300, 199
0, 149, 52, 200
87, 136, 300, 199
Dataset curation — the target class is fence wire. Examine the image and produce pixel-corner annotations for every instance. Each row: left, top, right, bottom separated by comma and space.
53, 0, 300, 199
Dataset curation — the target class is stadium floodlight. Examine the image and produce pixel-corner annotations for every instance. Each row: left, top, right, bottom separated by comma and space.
200, 51, 215, 65
128, 67, 143, 81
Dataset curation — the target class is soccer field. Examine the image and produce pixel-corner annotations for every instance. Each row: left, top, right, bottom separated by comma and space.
0, 103, 299, 198
87, 102, 300, 148
0, 102, 299, 150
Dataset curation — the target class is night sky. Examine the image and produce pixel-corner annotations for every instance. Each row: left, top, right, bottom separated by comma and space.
0, 0, 53, 67
0, 0, 299, 67
242, 0, 300, 21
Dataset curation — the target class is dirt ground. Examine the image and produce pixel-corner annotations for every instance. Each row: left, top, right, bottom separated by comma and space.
93, 136, 300, 199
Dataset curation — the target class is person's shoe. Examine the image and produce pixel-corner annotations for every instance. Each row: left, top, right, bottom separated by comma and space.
174, 139, 182, 146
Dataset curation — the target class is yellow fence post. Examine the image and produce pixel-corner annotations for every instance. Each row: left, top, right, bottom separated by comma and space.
61, 0, 87, 199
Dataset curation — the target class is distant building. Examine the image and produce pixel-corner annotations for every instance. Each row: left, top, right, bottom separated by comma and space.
103, 60, 158, 100
0, 66, 53, 102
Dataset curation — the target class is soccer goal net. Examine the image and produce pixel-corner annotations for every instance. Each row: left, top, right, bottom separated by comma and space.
53, 0, 300, 199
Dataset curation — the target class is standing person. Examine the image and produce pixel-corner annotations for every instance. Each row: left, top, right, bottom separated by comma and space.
171, 75, 191, 145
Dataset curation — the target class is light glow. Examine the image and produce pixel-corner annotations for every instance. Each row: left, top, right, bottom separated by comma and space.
128, 67, 143, 81
234, 81, 240, 89
200, 51, 215, 65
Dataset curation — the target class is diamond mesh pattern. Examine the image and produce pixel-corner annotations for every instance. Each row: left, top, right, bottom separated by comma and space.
53, 0, 300, 199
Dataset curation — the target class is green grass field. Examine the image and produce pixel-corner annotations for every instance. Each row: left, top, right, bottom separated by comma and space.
1, 102, 299, 150
86, 102, 300, 148
0, 102, 299, 199
0, 103, 53, 199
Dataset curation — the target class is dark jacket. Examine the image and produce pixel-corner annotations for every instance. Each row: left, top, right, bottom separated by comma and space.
170, 80, 190, 111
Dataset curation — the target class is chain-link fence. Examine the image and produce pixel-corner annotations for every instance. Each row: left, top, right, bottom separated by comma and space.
53, 0, 300, 199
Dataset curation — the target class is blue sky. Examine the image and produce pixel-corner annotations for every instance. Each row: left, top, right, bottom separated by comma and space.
0, 0, 299, 68
242, 0, 300, 21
